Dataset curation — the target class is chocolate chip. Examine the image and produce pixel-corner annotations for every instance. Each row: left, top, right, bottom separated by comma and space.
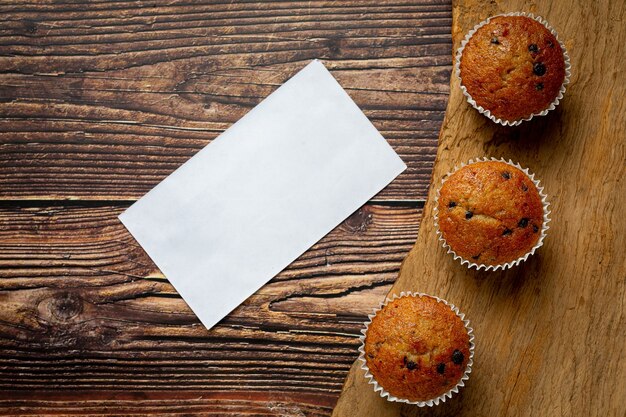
521, 183, 528, 192
502, 171, 511, 180
437, 363, 446, 374
465, 211, 473, 219
452, 350, 464, 365
502, 228, 513, 236
533, 62, 547, 76
449, 201, 457, 208
518, 218, 529, 228
403, 356, 417, 370
528, 44, 538, 53
471, 254, 480, 260
536, 83, 544, 91
491, 37, 499, 45
533, 225, 539, 233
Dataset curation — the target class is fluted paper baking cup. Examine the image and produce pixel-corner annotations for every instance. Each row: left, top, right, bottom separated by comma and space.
358, 292, 474, 407
455, 12, 571, 126
434, 157, 551, 271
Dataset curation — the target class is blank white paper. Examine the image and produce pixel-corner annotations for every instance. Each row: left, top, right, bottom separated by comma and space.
119, 60, 406, 330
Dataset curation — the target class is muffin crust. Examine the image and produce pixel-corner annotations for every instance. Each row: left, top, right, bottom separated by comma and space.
460, 15, 566, 122
364, 295, 471, 402
437, 161, 543, 265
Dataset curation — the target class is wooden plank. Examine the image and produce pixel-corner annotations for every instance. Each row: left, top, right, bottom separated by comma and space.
0, 0, 451, 201
0, 204, 420, 399
0, 391, 336, 417
332, 0, 626, 416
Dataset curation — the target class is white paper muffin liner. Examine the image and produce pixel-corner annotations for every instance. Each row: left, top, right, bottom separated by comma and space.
455, 12, 571, 126
358, 292, 474, 407
434, 157, 551, 271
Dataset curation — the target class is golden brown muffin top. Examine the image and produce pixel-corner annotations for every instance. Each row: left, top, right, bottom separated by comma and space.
437, 161, 543, 265
364, 295, 471, 402
459, 15, 566, 122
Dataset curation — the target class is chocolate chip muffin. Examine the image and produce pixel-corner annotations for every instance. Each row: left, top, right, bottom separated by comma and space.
458, 15, 567, 123
437, 160, 545, 266
363, 294, 472, 403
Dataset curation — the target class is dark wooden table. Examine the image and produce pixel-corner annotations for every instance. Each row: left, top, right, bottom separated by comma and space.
0, 1, 451, 415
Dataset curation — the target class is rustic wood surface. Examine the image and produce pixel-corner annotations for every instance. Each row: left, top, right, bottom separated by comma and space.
0, 0, 452, 415
332, 0, 626, 416
0, 0, 453, 202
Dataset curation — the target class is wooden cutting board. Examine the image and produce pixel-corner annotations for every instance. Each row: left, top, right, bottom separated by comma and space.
332, 0, 625, 416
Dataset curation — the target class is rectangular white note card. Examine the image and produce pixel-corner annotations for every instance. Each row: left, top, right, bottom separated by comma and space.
119, 60, 406, 330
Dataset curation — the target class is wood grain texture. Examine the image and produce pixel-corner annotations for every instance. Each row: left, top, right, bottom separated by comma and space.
0, 204, 420, 389
0, 391, 337, 417
0, 0, 453, 414
332, 0, 626, 416
0, 203, 421, 413
0, 0, 452, 201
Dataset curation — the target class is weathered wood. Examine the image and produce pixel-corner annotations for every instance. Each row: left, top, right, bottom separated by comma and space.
0, 0, 452, 201
0, 204, 420, 396
0, 0, 453, 414
332, 1, 626, 416
0, 391, 335, 417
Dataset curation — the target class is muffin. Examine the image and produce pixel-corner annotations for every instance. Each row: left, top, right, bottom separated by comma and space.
436, 159, 549, 269
360, 293, 473, 405
457, 13, 569, 124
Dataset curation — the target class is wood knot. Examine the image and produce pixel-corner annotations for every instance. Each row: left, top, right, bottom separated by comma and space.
326, 37, 342, 56
343, 207, 372, 234
49, 291, 83, 322
22, 20, 37, 34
